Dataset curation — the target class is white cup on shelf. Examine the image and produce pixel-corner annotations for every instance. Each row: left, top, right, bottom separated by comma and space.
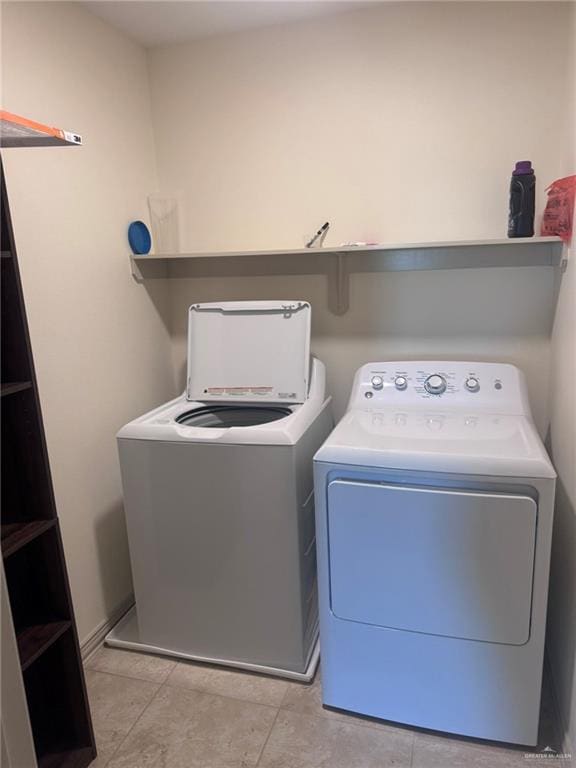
148, 194, 180, 254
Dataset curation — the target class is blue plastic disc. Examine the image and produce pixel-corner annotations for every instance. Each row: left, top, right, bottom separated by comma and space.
128, 220, 152, 255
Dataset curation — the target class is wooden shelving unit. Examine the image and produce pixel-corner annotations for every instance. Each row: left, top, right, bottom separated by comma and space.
130, 236, 564, 315
18, 621, 73, 671
1, 380, 33, 397
1, 158, 95, 767
1, 519, 56, 558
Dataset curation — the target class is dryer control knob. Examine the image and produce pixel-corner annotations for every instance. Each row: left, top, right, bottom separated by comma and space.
424, 374, 447, 395
394, 376, 408, 391
465, 377, 480, 393
371, 375, 384, 390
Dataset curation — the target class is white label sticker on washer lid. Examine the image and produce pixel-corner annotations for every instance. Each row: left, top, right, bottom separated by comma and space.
186, 301, 311, 404
205, 386, 274, 397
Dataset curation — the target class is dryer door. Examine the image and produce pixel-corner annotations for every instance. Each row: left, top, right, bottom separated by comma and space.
327, 480, 537, 645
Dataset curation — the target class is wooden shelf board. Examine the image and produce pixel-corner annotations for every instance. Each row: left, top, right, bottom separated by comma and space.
129, 236, 565, 315
131, 236, 563, 263
38, 745, 96, 768
19, 620, 72, 671
1, 380, 32, 397
130, 237, 564, 284
1, 519, 56, 558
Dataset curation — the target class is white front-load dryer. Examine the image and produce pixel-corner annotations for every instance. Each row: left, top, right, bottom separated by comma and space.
313, 361, 555, 744
107, 301, 333, 680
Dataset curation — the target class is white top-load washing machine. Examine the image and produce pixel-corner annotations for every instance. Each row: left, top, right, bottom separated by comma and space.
314, 361, 555, 744
107, 301, 333, 680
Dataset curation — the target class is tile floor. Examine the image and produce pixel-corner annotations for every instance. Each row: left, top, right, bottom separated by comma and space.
84, 647, 569, 768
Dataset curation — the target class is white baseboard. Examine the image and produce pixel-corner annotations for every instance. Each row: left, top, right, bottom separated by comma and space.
80, 595, 135, 663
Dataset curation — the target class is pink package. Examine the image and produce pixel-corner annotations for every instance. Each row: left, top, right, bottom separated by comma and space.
541, 175, 576, 243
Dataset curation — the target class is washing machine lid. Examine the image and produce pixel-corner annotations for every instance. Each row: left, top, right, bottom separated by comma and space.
187, 301, 311, 404
315, 408, 556, 478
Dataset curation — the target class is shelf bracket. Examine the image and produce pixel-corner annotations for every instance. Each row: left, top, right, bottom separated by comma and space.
130, 255, 144, 283
130, 255, 169, 282
327, 252, 349, 315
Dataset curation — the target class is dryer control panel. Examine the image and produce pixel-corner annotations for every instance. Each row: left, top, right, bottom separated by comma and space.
348, 361, 531, 415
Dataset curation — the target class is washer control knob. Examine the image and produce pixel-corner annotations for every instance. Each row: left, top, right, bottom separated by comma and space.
424, 374, 447, 395
465, 377, 480, 393
394, 376, 408, 391
371, 375, 384, 390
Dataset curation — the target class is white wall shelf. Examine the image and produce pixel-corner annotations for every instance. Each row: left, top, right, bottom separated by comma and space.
130, 237, 564, 315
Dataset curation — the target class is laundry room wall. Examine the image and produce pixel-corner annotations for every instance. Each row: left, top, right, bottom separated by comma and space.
548, 224, 576, 755
147, 1, 574, 433
547, 1, 576, 751
1, 2, 175, 645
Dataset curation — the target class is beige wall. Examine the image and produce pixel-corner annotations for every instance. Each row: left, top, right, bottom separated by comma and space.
149, 2, 571, 251
547, 2, 576, 752
167, 268, 556, 431
548, 234, 576, 754
148, 2, 572, 432
1, 2, 175, 643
